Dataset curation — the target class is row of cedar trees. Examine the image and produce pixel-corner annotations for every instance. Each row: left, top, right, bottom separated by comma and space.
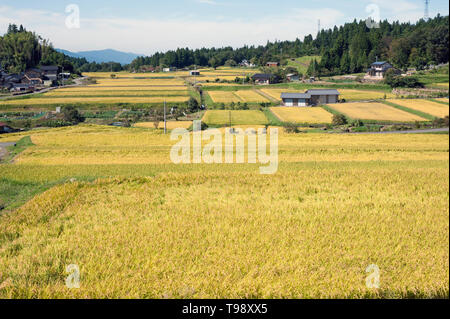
129, 15, 449, 76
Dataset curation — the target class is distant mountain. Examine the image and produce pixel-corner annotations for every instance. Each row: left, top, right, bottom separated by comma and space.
56, 49, 140, 65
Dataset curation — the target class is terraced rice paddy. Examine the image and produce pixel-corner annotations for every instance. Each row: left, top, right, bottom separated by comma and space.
260, 89, 299, 101
339, 89, 396, 101
0, 96, 189, 106
327, 102, 428, 122
134, 121, 193, 129
270, 107, 333, 124
202, 110, 268, 125
390, 99, 449, 118
0, 125, 448, 298
208, 90, 269, 103
91, 79, 186, 86
44, 90, 189, 97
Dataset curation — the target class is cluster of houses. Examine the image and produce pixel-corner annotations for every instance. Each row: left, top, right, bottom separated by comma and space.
0, 66, 63, 94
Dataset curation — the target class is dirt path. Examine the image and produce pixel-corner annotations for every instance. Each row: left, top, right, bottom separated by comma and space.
0, 142, 16, 161
347, 128, 449, 134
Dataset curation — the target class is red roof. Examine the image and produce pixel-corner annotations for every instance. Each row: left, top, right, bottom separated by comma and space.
0, 122, 8, 127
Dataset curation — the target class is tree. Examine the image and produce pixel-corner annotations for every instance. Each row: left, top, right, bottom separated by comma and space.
62, 106, 84, 124
188, 97, 199, 112
332, 114, 348, 126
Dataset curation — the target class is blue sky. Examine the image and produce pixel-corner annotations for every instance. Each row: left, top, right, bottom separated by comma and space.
1, 0, 448, 55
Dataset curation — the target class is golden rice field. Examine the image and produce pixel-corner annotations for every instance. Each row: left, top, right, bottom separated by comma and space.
202, 110, 268, 126
435, 98, 449, 103
208, 90, 269, 103
44, 90, 189, 97
134, 121, 193, 129
207, 91, 242, 103
428, 83, 449, 88
234, 90, 270, 103
91, 79, 186, 86
327, 102, 428, 122
339, 89, 396, 101
83, 72, 192, 78
390, 99, 449, 118
56, 86, 188, 91
270, 107, 333, 124
260, 89, 299, 101
0, 96, 189, 106
0, 125, 448, 298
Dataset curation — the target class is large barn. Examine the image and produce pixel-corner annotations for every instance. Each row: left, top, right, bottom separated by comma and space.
281, 89, 340, 106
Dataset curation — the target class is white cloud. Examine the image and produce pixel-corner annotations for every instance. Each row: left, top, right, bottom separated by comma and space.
196, 0, 219, 5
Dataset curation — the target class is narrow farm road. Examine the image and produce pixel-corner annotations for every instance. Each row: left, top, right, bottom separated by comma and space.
0, 142, 16, 161
347, 128, 449, 134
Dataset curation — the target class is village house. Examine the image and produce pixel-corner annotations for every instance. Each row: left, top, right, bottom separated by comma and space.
239, 60, 256, 68
10, 83, 35, 93
266, 62, 280, 67
281, 89, 340, 107
252, 73, 273, 85
190, 70, 200, 76
40, 65, 59, 82
22, 68, 44, 85
163, 67, 176, 72
365, 61, 396, 79
286, 73, 300, 82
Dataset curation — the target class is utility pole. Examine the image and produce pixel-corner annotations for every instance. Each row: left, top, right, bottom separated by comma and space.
164, 100, 167, 134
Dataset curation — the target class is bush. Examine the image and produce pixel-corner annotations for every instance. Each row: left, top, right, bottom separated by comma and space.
332, 114, 348, 126
385, 74, 424, 88
283, 123, 300, 133
62, 106, 84, 124
188, 97, 199, 112
432, 116, 450, 128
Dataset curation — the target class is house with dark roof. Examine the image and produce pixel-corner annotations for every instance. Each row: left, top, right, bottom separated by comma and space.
252, 73, 273, 85
281, 89, 340, 106
40, 65, 59, 81
366, 61, 394, 79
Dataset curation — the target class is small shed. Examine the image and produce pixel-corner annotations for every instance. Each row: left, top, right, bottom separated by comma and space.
190, 70, 200, 76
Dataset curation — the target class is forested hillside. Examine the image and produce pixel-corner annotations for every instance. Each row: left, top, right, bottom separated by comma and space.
0, 24, 85, 74
0, 25, 124, 74
130, 15, 449, 75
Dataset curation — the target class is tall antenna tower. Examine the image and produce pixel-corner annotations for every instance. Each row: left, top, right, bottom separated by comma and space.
318, 19, 321, 35
424, 0, 430, 20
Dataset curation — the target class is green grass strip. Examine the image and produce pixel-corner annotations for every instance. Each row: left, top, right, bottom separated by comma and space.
430, 99, 449, 106
2, 136, 35, 163
382, 100, 436, 121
